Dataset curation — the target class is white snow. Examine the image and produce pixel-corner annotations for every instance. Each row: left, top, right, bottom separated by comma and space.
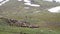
55, 0, 60, 2
0, 0, 3, 2
24, 3, 31, 5
18, 0, 31, 2
30, 4, 40, 7
18, 0, 40, 7
48, 6, 60, 13
43, 0, 60, 3
43, 0, 53, 2
18, 0, 22, 1
24, 3, 40, 7
0, 0, 9, 6
24, 0, 31, 3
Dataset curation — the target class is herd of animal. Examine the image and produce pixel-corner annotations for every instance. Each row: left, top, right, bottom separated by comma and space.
0, 17, 39, 28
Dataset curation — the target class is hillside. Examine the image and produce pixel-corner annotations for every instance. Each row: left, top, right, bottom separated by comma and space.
0, 0, 60, 34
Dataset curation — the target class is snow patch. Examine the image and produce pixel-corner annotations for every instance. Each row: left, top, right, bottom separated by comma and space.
30, 4, 40, 7
48, 6, 60, 13
18, 0, 22, 1
24, 0, 31, 3
43, 0, 60, 3
24, 3, 31, 5
24, 3, 40, 7
0, 0, 9, 6
18, 0, 40, 7
0, 0, 3, 2
43, 0, 53, 2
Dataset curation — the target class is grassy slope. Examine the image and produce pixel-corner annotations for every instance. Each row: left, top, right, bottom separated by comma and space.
0, 0, 60, 34
0, 26, 60, 34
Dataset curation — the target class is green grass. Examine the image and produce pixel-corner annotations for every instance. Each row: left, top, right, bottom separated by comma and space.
0, 18, 60, 34
0, 25, 60, 34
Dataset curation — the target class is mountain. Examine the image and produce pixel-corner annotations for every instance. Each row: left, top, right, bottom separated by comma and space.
0, 0, 60, 34
0, 0, 60, 27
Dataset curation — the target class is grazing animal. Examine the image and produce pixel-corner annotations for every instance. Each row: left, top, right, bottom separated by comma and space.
0, 17, 39, 28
